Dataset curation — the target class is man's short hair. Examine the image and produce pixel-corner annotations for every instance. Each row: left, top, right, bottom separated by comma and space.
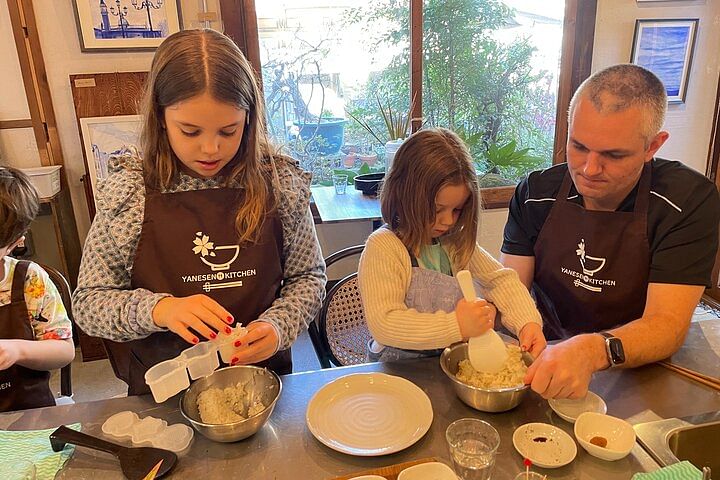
0, 167, 39, 249
569, 64, 667, 142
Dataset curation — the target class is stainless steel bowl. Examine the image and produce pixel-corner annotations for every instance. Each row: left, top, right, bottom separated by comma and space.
440, 342, 532, 413
180, 365, 282, 442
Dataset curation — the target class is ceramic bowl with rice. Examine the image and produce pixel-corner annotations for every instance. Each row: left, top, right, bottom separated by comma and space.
440, 340, 533, 412
180, 365, 281, 442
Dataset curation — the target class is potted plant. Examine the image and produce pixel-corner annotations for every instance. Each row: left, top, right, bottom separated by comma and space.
347, 93, 417, 175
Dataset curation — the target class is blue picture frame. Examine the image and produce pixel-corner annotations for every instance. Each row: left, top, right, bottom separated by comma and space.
631, 19, 699, 104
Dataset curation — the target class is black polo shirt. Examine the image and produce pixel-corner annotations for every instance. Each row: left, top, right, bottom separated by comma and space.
502, 158, 720, 287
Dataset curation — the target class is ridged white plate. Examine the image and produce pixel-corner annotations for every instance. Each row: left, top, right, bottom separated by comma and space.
306, 373, 433, 456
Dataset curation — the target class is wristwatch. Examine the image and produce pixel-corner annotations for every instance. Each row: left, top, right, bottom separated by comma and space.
598, 331, 626, 368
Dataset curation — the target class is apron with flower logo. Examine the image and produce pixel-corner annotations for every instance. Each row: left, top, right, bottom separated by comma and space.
367, 250, 484, 362
103, 186, 289, 396
532, 163, 652, 340
0, 260, 55, 411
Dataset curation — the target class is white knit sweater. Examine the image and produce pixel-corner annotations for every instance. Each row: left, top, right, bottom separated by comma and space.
358, 228, 542, 350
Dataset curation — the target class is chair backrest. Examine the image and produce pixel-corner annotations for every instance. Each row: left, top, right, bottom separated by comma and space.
318, 273, 371, 366
38, 263, 73, 398
309, 245, 367, 368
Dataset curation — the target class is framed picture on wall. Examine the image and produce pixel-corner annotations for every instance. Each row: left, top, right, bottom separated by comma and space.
72, 0, 181, 52
79, 115, 142, 201
630, 19, 699, 103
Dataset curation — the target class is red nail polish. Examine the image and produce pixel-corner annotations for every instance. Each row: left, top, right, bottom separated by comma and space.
210, 332, 217, 339
231, 357, 238, 364
225, 326, 232, 335
234, 341, 242, 347
192, 337, 199, 344
226, 316, 234, 324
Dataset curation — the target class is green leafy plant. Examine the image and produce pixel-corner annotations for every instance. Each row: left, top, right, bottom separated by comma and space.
346, 93, 417, 144
483, 140, 544, 171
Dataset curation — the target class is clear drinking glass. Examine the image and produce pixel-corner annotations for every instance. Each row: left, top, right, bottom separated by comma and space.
513, 472, 545, 480
333, 174, 348, 195
446, 418, 500, 480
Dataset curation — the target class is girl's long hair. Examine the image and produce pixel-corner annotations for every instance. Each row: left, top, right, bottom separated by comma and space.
380, 127, 480, 267
140, 29, 276, 244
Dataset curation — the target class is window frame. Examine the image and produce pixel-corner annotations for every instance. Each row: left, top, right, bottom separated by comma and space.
220, 0, 598, 209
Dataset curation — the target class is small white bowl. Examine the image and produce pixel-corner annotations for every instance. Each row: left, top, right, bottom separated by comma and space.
397, 462, 457, 480
548, 391, 607, 423
574, 412, 635, 461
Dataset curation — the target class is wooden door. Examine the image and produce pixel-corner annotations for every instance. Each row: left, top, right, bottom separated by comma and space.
704, 71, 720, 304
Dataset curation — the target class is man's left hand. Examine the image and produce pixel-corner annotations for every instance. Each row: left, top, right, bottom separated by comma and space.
230, 322, 279, 365
523, 334, 606, 399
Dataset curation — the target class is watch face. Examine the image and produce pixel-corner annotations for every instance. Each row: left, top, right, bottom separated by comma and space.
608, 337, 625, 365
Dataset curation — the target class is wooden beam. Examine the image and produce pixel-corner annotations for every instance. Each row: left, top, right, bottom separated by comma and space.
6, 0, 50, 165
0, 119, 33, 129
218, 0, 262, 86
552, 0, 597, 165
409, 0, 423, 133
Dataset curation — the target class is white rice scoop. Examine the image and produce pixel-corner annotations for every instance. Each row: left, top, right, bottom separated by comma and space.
456, 270, 508, 374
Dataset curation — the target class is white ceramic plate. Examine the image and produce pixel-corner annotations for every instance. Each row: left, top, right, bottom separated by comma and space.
306, 373, 433, 456
397, 462, 457, 480
512, 423, 577, 468
548, 391, 607, 423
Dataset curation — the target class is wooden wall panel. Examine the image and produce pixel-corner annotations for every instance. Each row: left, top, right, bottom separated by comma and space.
70, 71, 148, 219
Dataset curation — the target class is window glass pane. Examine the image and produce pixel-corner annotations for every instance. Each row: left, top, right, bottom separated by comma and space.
422, 0, 564, 187
256, 1, 409, 184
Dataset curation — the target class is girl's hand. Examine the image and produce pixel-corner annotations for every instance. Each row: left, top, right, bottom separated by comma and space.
456, 298, 497, 339
152, 294, 234, 344
230, 322, 279, 365
0, 340, 22, 371
519, 322, 547, 358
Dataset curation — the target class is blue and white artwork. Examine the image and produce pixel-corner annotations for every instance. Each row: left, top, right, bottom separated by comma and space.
73, 0, 180, 51
631, 19, 698, 103
80, 115, 142, 201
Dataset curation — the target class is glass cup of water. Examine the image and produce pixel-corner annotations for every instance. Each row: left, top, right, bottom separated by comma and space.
333, 174, 348, 195
446, 418, 500, 480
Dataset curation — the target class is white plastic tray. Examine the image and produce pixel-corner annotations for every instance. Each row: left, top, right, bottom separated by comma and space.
102, 411, 194, 454
145, 326, 247, 403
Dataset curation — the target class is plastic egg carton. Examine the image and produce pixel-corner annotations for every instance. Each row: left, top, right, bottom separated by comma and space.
145, 326, 248, 403
102, 411, 194, 454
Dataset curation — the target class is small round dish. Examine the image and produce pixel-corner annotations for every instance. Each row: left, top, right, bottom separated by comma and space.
397, 462, 457, 480
574, 412, 635, 461
348, 476, 387, 480
512, 423, 577, 469
548, 391, 607, 423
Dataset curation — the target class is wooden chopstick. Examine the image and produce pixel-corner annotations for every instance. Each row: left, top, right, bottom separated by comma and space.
659, 361, 720, 391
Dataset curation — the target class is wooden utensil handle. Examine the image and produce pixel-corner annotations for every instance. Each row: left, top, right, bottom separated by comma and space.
50, 425, 122, 456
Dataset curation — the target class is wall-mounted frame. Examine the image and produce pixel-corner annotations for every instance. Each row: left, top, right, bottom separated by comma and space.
79, 115, 142, 201
72, 0, 181, 52
631, 18, 699, 104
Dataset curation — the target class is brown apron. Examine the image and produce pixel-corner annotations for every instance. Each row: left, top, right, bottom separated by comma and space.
104, 185, 290, 396
0, 260, 55, 411
532, 163, 652, 340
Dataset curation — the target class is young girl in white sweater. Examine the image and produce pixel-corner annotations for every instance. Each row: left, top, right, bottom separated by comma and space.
358, 128, 546, 361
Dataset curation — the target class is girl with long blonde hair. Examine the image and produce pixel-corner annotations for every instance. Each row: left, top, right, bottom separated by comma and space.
73, 29, 326, 394
358, 128, 545, 361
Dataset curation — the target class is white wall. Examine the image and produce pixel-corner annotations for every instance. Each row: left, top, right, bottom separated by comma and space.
592, 0, 720, 174
0, 0, 222, 241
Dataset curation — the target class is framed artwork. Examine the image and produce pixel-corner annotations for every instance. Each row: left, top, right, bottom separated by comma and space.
79, 115, 142, 201
631, 19, 699, 103
72, 0, 181, 52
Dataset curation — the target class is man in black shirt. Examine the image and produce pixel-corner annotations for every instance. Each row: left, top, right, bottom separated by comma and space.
501, 64, 720, 399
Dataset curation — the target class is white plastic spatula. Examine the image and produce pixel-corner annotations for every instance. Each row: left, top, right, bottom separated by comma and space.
456, 270, 508, 374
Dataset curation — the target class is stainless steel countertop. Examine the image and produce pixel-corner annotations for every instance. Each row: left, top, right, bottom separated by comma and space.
2, 357, 720, 479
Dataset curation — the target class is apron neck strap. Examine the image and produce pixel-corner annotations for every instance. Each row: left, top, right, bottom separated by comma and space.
557, 169, 575, 204
11, 260, 30, 303
632, 161, 652, 216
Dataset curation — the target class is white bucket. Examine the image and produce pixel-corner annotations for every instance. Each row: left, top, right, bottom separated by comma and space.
384, 139, 404, 172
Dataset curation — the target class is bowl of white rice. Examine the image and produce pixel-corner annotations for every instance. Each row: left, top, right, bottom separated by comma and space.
440, 341, 532, 412
180, 365, 281, 442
